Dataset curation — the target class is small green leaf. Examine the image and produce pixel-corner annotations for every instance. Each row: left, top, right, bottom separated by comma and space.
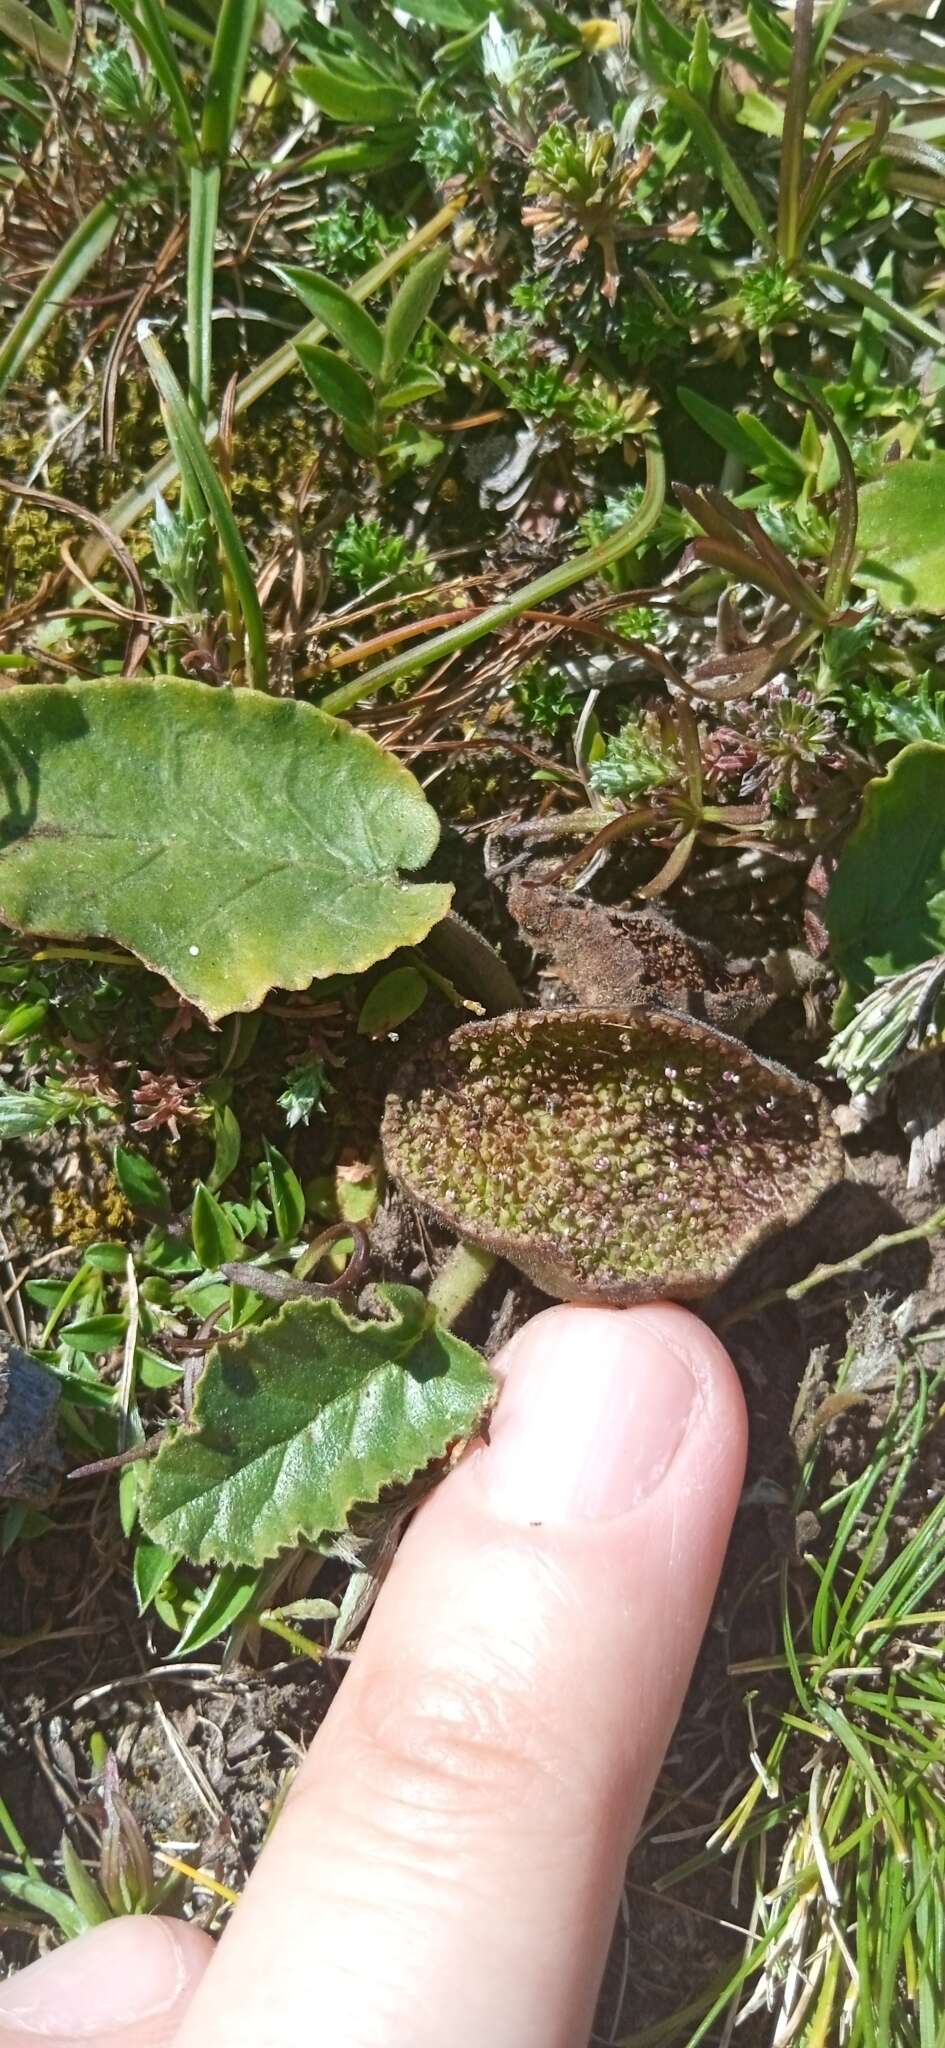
119, 1459, 141, 1538
678, 386, 761, 464
293, 57, 413, 123
0, 1871, 87, 1941
60, 1836, 110, 1929
378, 367, 444, 411
83, 1243, 129, 1274
358, 965, 429, 1036
133, 1537, 180, 1614
139, 1351, 184, 1390
0, 999, 47, 1044
191, 1183, 242, 1270
855, 455, 945, 613
272, 267, 383, 374
207, 1103, 241, 1194
139, 1288, 495, 1567
261, 1597, 338, 1622
114, 1144, 171, 1220
687, 13, 714, 100
173, 1563, 263, 1654
381, 247, 450, 383
60, 1314, 128, 1354
294, 341, 375, 431
0, 1083, 72, 1139
310, 133, 415, 172
0, 680, 451, 1020
263, 1141, 306, 1243
746, 0, 792, 72
826, 743, 945, 1006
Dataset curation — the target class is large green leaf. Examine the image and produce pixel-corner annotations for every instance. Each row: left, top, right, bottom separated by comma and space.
0, 680, 451, 1020
826, 742, 945, 1004
855, 456, 945, 613
139, 1287, 495, 1566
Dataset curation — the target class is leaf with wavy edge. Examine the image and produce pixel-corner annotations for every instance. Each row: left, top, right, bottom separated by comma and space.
0, 679, 451, 1020
139, 1288, 495, 1566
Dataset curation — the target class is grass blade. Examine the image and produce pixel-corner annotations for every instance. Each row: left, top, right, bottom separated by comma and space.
201, 0, 256, 160
138, 324, 268, 693
83, 196, 466, 568
0, 183, 144, 401
805, 261, 944, 351
186, 161, 220, 422
0, 0, 69, 70
320, 437, 666, 715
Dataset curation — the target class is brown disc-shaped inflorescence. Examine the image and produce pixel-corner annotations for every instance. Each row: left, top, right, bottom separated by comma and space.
382, 1008, 844, 1303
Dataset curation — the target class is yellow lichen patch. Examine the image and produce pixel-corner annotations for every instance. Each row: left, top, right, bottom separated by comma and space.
50, 1178, 133, 1248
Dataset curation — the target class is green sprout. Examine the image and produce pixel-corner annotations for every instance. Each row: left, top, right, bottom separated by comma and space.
589, 713, 677, 802
330, 516, 431, 595
509, 660, 576, 737
523, 122, 652, 302
306, 203, 402, 280
737, 261, 806, 335
822, 956, 945, 1094
416, 107, 488, 184
278, 1057, 333, 1129
148, 492, 210, 619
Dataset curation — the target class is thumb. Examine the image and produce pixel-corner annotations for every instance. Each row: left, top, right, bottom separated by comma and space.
172, 1301, 747, 2048
0, 1918, 213, 2046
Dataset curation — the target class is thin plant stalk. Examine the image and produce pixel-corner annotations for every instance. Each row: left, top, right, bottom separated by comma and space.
185, 0, 256, 430
321, 436, 666, 716
186, 162, 221, 425
427, 1244, 496, 1328
778, 0, 815, 264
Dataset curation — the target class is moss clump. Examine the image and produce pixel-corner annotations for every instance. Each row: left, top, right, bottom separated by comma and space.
383, 1008, 843, 1303
50, 1180, 132, 1248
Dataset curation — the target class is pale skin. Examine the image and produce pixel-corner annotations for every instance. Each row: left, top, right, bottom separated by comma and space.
0, 1301, 747, 2048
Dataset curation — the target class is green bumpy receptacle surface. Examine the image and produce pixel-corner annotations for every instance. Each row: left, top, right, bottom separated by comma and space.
384, 1009, 842, 1302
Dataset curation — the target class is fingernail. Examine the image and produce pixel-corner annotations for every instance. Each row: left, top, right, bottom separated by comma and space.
0, 1919, 190, 2037
482, 1306, 698, 1525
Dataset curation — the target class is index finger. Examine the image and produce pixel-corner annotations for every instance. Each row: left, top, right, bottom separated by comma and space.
171, 1302, 746, 2048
